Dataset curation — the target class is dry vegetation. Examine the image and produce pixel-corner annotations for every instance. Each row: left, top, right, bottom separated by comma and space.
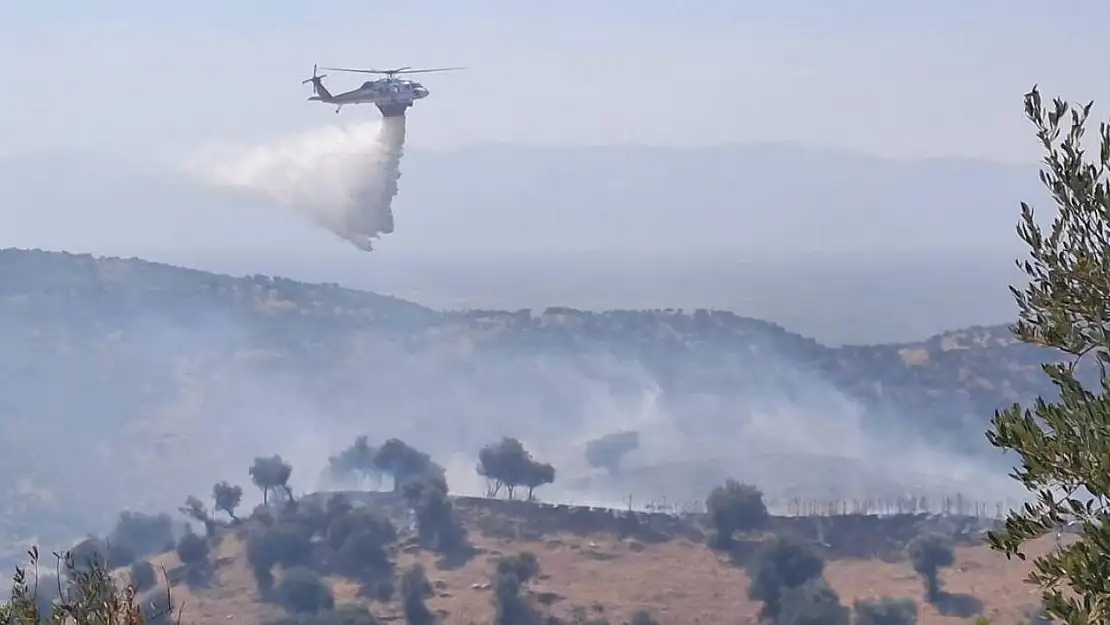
143, 522, 1056, 625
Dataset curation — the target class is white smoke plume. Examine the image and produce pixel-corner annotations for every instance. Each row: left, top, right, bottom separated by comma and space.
185, 117, 407, 251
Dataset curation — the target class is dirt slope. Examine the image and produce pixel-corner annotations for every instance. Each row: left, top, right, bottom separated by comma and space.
149, 528, 1055, 625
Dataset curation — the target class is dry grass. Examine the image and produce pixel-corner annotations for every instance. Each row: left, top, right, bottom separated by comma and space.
148, 528, 1060, 625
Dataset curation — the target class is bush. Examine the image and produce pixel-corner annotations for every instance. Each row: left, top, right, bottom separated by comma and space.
747, 535, 826, 621
907, 533, 955, 602
276, 567, 335, 614
492, 552, 542, 625
0, 546, 177, 623
496, 552, 539, 584
327, 508, 397, 579
706, 479, 768, 547
853, 597, 918, 625
248, 522, 315, 588
176, 531, 210, 566
629, 612, 660, 625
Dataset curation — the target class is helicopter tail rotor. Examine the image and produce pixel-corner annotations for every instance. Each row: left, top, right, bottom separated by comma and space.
301, 63, 328, 85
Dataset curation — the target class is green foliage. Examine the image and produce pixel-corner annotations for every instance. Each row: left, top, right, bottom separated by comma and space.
276, 567, 335, 615
495, 552, 539, 584
212, 481, 244, 520
491, 553, 542, 625
250, 455, 295, 505
476, 437, 556, 500
905, 533, 954, 602
0, 546, 177, 624
983, 85, 1110, 625
746, 535, 826, 622
375, 439, 444, 492
326, 508, 397, 579
175, 530, 209, 566
629, 611, 660, 625
706, 479, 768, 547
179, 496, 216, 537
584, 431, 640, 475
325, 436, 383, 490
402, 474, 468, 554
248, 522, 314, 589
853, 597, 917, 625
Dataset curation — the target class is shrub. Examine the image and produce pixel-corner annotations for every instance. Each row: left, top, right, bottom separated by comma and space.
747, 535, 825, 621
176, 530, 210, 566
907, 532, 955, 602
276, 567, 335, 614
248, 522, 315, 588
496, 552, 540, 584
0, 546, 177, 623
706, 479, 768, 547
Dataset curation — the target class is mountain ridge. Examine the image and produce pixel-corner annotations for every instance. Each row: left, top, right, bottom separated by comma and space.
0, 247, 1051, 571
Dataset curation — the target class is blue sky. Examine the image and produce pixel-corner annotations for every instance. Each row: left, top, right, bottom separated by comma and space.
4, 1, 1108, 163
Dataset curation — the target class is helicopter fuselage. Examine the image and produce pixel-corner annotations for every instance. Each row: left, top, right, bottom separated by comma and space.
308, 77, 429, 117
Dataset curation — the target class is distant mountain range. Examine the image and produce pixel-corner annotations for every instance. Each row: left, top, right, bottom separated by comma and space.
0, 249, 1057, 566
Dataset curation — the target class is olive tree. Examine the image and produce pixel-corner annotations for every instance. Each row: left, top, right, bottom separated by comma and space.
987, 86, 1110, 623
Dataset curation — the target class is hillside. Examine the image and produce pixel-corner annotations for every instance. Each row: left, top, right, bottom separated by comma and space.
78, 488, 1053, 625
0, 248, 1059, 572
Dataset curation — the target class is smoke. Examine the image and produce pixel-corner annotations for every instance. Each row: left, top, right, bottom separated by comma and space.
185, 117, 407, 251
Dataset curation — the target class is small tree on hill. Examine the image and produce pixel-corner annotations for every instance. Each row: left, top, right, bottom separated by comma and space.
984, 86, 1110, 624
477, 437, 556, 500
907, 532, 954, 603
326, 435, 384, 490
492, 552, 541, 625
706, 479, 768, 547
180, 494, 216, 536
213, 481, 243, 520
276, 566, 335, 614
585, 430, 640, 475
250, 455, 294, 505
402, 474, 468, 554
374, 438, 442, 492
747, 535, 826, 622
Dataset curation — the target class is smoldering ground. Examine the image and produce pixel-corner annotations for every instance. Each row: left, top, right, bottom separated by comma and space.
24, 312, 1023, 529
185, 118, 406, 251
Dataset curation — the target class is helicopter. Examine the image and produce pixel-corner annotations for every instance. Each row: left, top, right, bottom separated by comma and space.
301, 64, 464, 117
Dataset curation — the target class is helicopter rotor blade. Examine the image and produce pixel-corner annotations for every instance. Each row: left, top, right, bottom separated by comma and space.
319, 67, 387, 74
320, 65, 465, 75
393, 66, 466, 74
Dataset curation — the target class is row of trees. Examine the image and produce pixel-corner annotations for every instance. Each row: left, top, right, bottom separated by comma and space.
325, 435, 559, 502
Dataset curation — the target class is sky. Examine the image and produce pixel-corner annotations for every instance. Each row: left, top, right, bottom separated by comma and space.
3, 1, 1110, 164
